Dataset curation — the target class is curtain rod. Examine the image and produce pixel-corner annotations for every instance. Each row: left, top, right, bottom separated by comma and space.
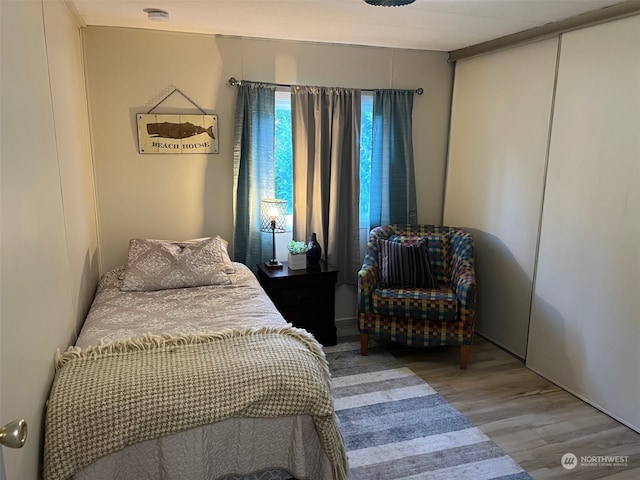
228, 77, 423, 95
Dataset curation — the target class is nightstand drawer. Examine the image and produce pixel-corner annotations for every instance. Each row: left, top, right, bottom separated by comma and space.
275, 287, 331, 309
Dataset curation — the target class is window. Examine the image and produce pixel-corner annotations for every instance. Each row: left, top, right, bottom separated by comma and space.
274, 90, 293, 215
359, 92, 373, 229
273, 90, 374, 227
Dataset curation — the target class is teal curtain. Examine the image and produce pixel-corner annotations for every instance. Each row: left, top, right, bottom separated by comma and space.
232, 82, 276, 269
369, 90, 417, 228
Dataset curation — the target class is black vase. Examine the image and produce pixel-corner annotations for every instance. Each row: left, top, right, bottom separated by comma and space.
306, 233, 322, 265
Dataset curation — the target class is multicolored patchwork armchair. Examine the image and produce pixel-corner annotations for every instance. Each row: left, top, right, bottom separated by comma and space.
358, 224, 477, 369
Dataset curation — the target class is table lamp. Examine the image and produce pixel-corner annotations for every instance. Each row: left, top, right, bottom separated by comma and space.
260, 198, 287, 269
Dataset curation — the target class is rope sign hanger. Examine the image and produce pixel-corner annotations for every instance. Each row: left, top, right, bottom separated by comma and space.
147, 86, 207, 115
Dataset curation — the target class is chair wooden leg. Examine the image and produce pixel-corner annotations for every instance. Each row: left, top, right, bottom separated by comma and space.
460, 345, 470, 370
360, 333, 369, 356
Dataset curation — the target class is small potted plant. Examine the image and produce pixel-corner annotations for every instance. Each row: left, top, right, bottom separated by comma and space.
287, 240, 308, 270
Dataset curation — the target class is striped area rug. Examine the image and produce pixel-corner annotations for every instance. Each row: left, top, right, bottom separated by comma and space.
324, 336, 532, 480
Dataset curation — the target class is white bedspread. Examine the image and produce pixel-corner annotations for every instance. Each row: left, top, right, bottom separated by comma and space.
76, 262, 286, 348
73, 416, 331, 480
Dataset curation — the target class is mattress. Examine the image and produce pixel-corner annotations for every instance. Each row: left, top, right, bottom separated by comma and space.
45, 263, 344, 480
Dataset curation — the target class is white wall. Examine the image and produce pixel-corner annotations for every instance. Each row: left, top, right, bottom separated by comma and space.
0, 1, 99, 478
444, 39, 558, 357
527, 15, 640, 431
82, 28, 453, 319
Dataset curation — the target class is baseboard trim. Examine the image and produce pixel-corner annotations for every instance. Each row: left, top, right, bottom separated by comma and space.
474, 329, 526, 361
525, 364, 640, 434
335, 316, 357, 325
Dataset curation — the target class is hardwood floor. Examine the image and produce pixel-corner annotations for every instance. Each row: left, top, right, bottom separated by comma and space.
335, 321, 640, 479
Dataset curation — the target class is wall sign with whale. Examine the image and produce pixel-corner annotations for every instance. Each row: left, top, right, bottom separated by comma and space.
137, 114, 218, 154
137, 86, 218, 154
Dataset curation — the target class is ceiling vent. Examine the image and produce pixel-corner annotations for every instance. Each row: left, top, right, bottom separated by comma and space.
143, 8, 170, 22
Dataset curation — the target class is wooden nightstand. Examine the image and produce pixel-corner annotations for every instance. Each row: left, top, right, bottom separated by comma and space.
257, 260, 339, 346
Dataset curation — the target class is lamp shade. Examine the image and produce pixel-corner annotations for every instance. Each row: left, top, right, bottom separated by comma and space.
364, 0, 416, 6
260, 198, 287, 233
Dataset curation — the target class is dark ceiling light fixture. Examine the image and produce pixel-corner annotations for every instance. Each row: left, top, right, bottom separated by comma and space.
364, 0, 416, 6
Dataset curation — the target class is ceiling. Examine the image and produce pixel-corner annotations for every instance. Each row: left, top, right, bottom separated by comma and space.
69, 0, 627, 52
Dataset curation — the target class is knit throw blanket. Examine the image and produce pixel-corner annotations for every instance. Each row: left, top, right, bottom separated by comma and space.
43, 326, 348, 480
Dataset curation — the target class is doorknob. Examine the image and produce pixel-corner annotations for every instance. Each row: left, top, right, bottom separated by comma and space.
0, 420, 27, 448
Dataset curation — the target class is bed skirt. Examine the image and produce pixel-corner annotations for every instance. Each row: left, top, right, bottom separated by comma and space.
72, 415, 333, 480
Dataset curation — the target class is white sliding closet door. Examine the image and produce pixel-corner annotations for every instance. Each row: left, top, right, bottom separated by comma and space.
444, 38, 558, 358
527, 15, 640, 431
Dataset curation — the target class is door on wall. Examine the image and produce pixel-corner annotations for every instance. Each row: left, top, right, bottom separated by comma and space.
526, 15, 640, 432
443, 38, 558, 358
0, 352, 3, 480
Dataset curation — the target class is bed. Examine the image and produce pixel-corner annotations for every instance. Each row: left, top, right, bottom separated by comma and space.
43, 237, 347, 480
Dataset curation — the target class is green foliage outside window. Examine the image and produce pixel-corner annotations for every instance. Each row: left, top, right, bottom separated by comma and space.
274, 107, 293, 215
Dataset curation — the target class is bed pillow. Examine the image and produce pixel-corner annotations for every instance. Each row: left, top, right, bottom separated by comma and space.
121, 237, 231, 292
214, 235, 236, 274
178, 236, 235, 274
378, 237, 436, 289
